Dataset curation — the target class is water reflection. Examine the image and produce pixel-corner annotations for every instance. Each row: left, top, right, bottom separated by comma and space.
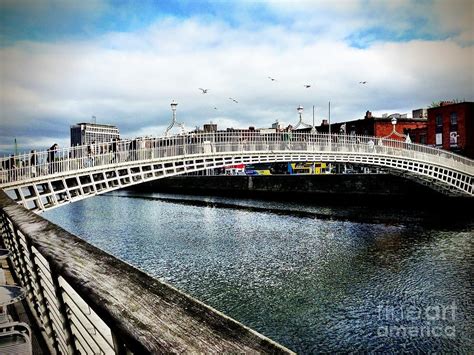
43, 191, 474, 353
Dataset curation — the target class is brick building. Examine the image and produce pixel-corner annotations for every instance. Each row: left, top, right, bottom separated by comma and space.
427, 101, 474, 158
406, 126, 428, 144
313, 110, 427, 141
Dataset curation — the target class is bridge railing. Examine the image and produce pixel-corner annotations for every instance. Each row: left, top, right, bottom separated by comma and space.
0, 190, 292, 354
1, 132, 472, 185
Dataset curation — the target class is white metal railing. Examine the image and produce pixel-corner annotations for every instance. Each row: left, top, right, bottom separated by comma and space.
0, 132, 473, 186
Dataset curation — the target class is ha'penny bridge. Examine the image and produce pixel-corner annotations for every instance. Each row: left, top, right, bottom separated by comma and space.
0, 131, 472, 354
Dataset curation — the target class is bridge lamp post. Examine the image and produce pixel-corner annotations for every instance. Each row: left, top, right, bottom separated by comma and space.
391, 117, 397, 133
311, 105, 317, 134
391, 116, 401, 139
297, 105, 303, 132
382, 116, 408, 143
165, 100, 178, 136
294, 105, 314, 132
297, 105, 303, 122
171, 100, 178, 124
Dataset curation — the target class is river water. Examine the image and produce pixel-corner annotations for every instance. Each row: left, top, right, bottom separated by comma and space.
43, 191, 473, 353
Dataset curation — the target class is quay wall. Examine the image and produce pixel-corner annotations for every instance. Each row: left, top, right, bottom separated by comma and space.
131, 174, 467, 205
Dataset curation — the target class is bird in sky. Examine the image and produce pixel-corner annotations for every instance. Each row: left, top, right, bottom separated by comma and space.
198, 88, 209, 93
229, 97, 239, 103
359, 81, 367, 84
268, 76, 277, 81
213, 107, 218, 110
304, 84, 311, 88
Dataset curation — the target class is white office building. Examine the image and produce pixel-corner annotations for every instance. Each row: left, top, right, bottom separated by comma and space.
70, 123, 120, 146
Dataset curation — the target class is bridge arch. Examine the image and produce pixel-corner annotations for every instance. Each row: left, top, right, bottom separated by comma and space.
1, 132, 472, 212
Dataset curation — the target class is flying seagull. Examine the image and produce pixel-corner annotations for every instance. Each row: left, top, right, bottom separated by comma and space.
213, 107, 218, 110
229, 97, 239, 103
304, 84, 311, 88
359, 81, 367, 84
199, 88, 209, 93
268, 76, 277, 81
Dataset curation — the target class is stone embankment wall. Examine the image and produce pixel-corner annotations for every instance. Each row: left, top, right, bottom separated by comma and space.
133, 174, 445, 204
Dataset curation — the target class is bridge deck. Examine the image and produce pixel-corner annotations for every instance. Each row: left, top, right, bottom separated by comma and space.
1, 133, 473, 202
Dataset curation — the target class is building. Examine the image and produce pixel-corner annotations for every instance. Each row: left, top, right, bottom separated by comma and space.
70, 123, 120, 146
312, 110, 427, 141
203, 123, 217, 132
406, 126, 428, 144
427, 101, 474, 158
272, 120, 284, 131
224, 164, 245, 175
412, 108, 428, 119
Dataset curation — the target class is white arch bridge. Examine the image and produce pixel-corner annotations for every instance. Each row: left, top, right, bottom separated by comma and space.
1, 132, 473, 212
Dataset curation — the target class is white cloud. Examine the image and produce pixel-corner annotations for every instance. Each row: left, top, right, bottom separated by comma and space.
433, 0, 473, 43
1, 5, 473, 154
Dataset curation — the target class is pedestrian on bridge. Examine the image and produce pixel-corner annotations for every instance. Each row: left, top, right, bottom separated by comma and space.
87, 142, 96, 167
130, 139, 138, 161
111, 138, 118, 163
47, 144, 58, 174
30, 150, 37, 177
376, 138, 383, 153
4, 155, 16, 182
368, 139, 375, 152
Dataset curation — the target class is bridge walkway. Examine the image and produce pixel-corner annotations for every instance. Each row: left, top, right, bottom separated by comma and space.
1, 133, 473, 213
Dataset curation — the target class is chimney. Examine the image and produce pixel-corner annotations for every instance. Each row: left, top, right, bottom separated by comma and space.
322, 119, 328, 126
440, 101, 454, 107
365, 111, 372, 119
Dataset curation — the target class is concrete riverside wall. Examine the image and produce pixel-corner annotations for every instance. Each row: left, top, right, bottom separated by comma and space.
132, 174, 444, 203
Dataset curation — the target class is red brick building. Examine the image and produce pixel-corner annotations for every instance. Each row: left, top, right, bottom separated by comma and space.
427, 101, 474, 158
406, 126, 428, 144
314, 111, 427, 141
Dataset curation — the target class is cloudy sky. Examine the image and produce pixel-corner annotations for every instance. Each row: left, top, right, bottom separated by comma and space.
1, 0, 473, 154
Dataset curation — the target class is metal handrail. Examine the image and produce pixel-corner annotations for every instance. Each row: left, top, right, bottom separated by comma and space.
0, 132, 472, 187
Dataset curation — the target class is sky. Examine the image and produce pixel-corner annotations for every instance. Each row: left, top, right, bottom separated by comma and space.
0, 0, 473, 154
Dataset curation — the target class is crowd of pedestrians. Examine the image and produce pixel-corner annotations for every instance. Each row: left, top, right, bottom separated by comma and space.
1, 132, 399, 184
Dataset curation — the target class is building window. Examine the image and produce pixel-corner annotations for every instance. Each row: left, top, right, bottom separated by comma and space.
435, 115, 443, 133
450, 112, 458, 126
450, 112, 458, 147
434, 114, 443, 145
420, 134, 426, 145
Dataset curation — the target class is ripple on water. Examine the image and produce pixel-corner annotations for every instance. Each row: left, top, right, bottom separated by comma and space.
42, 192, 474, 353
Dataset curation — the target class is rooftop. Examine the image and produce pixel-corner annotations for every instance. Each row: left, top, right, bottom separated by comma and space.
72, 122, 119, 128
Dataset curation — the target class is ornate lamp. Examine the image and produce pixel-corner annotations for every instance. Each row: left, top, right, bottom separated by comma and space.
165, 100, 185, 136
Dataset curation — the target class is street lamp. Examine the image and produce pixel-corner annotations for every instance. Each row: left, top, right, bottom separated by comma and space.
165, 100, 181, 136
311, 105, 317, 134
297, 105, 303, 121
391, 117, 397, 129
382, 115, 406, 140
294, 105, 312, 130
171, 100, 178, 117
